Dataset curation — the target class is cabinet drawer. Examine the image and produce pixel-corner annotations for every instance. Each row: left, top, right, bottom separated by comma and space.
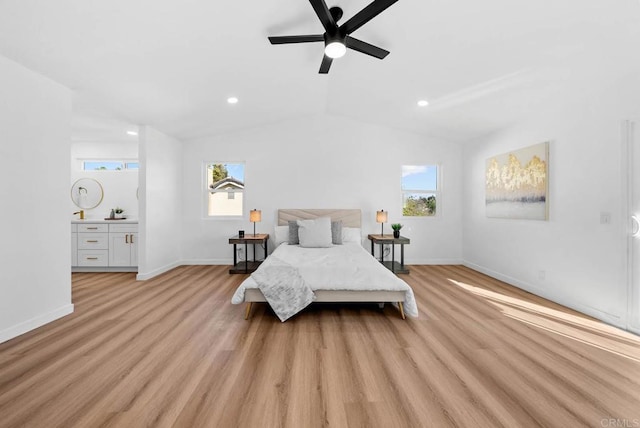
78, 233, 109, 249
77, 250, 109, 266
109, 224, 138, 233
77, 223, 108, 233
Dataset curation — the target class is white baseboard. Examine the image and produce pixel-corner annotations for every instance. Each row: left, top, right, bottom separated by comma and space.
406, 258, 463, 265
180, 258, 232, 266
0, 304, 74, 344
136, 261, 182, 281
140, 258, 463, 279
463, 260, 625, 329
73, 267, 137, 273
136, 259, 231, 280
182, 258, 463, 266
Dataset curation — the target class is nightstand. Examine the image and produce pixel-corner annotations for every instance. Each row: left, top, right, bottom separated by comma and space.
367, 234, 410, 274
228, 234, 269, 274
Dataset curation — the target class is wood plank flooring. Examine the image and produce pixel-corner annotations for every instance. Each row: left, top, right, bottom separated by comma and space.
0, 265, 639, 427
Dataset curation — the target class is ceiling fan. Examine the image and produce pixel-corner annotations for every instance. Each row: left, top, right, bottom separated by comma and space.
268, 0, 399, 74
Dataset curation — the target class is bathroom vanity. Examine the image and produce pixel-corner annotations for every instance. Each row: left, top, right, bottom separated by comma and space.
71, 219, 138, 272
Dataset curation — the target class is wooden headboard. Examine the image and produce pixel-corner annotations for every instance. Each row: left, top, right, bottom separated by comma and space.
278, 209, 361, 228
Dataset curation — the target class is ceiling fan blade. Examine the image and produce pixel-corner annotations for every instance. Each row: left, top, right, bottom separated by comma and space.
345, 36, 389, 59
340, 0, 398, 35
319, 55, 333, 74
268, 35, 324, 45
309, 0, 337, 33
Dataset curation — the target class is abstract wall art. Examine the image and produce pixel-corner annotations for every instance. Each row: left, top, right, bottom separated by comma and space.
485, 142, 549, 220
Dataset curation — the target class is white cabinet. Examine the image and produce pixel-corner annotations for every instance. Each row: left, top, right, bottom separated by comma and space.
71, 224, 78, 266
76, 223, 110, 267
78, 250, 110, 266
78, 223, 108, 233
72, 221, 138, 271
109, 224, 138, 267
78, 233, 109, 250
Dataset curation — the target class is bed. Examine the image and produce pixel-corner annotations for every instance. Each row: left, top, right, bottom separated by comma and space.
231, 209, 418, 321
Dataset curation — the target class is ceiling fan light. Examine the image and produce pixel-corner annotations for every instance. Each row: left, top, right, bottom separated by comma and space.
325, 41, 346, 59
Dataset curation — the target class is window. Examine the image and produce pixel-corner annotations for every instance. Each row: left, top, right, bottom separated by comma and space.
82, 160, 138, 171
206, 162, 245, 217
402, 165, 439, 217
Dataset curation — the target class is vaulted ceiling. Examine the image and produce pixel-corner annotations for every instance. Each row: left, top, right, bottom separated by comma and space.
0, 0, 639, 143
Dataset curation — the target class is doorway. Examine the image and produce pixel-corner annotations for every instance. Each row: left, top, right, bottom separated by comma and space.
623, 120, 640, 333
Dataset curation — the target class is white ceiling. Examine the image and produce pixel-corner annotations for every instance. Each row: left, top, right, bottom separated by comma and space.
0, 0, 639, 143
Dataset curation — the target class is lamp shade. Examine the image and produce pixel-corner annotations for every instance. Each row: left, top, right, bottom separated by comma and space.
376, 210, 387, 223
250, 209, 262, 223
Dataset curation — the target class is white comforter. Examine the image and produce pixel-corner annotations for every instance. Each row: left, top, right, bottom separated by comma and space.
231, 243, 418, 317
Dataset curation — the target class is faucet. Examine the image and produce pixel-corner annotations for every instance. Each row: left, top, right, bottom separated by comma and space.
73, 210, 85, 220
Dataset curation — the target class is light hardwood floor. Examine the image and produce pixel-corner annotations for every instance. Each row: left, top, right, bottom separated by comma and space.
1, 265, 639, 428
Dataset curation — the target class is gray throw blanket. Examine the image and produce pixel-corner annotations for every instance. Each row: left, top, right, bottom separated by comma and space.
251, 265, 315, 322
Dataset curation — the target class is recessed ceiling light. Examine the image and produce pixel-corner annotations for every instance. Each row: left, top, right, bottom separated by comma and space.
417, 100, 429, 107
127, 130, 138, 136
227, 97, 239, 104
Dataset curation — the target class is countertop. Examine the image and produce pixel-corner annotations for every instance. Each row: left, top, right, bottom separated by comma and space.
71, 218, 138, 224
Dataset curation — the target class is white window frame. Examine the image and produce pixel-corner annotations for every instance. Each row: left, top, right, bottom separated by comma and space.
401, 164, 441, 218
204, 161, 245, 219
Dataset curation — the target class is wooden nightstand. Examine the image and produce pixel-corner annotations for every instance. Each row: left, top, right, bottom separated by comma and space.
367, 234, 410, 274
228, 233, 269, 274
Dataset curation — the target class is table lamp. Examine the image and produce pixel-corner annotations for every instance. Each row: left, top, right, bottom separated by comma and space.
376, 209, 387, 236
250, 209, 262, 236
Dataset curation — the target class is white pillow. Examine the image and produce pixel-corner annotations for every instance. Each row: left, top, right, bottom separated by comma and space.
342, 227, 362, 244
297, 217, 333, 248
273, 225, 289, 247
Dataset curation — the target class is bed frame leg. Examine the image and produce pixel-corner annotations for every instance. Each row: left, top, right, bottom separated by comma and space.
397, 302, 406, 320
244, 302, 253, 320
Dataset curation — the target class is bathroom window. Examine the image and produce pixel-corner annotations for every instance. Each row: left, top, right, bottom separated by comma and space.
401, 165, 439, 217
206, 162, 245, 217
82, 160, 138, 171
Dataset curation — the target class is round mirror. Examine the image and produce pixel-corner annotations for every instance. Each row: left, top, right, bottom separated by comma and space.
71, 178, 104, 209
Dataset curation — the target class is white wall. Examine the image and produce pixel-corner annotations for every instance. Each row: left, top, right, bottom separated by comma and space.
137, 126, 183, 279
181, 114, 463, 264
0, 54, 73, 343
462, 70, 640, 329
70, 141, 139, 220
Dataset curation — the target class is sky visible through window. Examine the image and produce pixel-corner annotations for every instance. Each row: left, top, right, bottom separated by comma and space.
225, 163, 245, 182
402, 165, 437, 190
